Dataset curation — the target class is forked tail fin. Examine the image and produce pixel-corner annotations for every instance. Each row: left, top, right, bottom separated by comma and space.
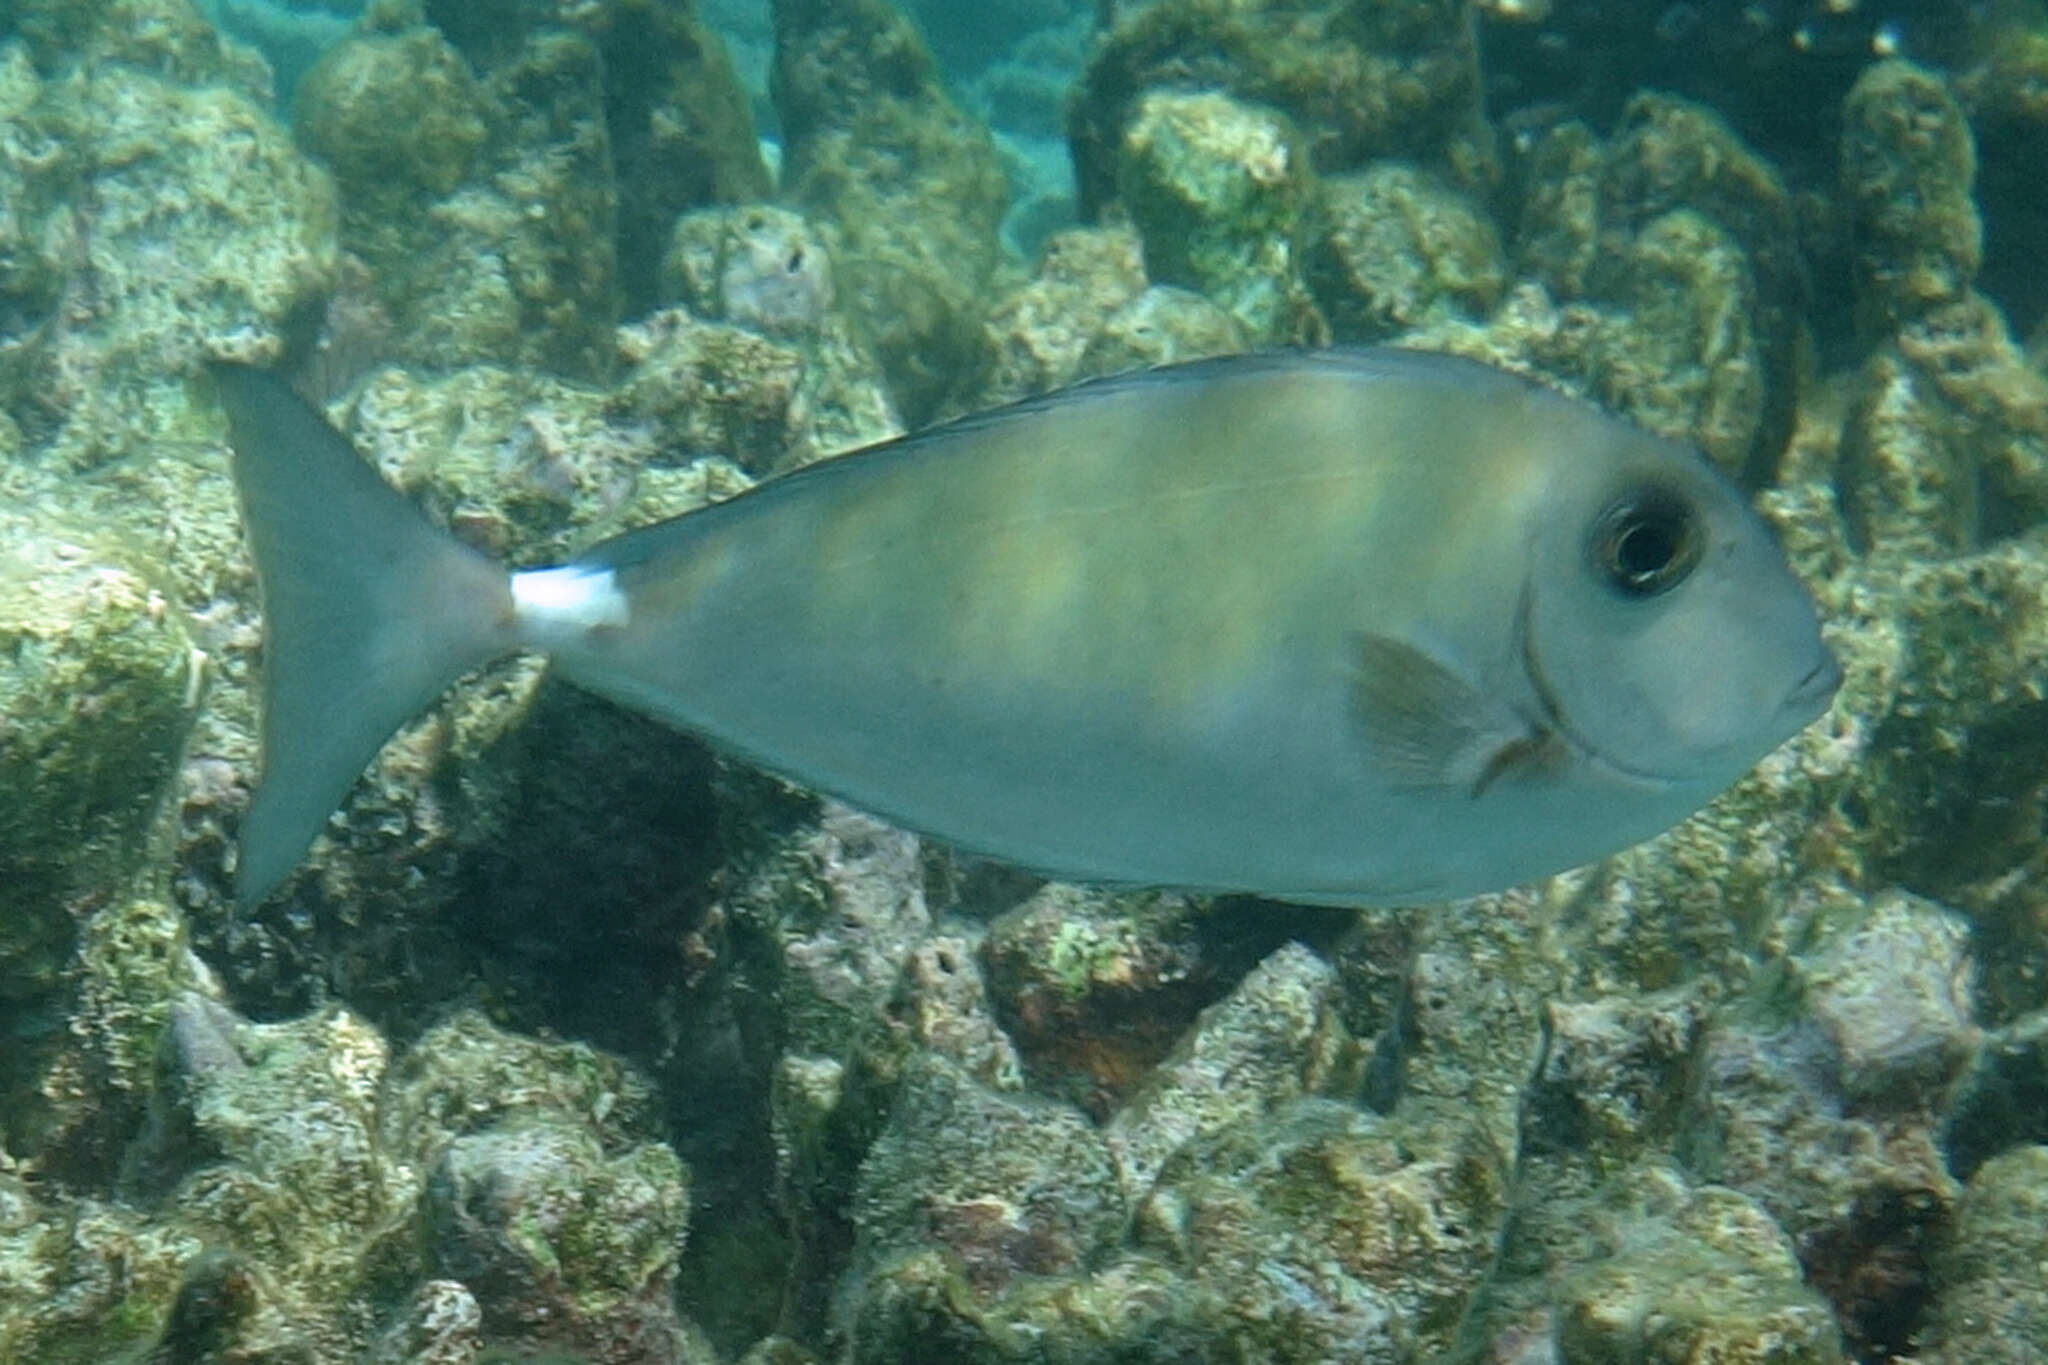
213, 365, 516, 907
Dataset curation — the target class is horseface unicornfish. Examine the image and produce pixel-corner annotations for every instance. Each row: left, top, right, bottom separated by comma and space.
213, 348, 1840, 908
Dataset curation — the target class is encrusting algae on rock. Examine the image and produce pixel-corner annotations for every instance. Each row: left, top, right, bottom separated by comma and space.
4, 0, 2048, 1361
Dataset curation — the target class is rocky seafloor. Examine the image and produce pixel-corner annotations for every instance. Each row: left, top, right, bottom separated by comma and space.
4, 0, 2048, 1361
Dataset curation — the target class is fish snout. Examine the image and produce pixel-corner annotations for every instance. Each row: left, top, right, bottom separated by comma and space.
1784, 650, 1844, 721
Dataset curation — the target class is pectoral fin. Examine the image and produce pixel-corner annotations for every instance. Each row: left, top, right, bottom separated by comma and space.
1349, 633, 1568, 797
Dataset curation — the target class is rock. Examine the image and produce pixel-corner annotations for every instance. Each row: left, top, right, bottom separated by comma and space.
294, 19, 617, 379
980, 885, 1271, 1118
1509, 94, 1804, 484
643, 219, 903, 471
1584, 209, 1771, 478
726, 803, 933, 1073
662, 205, 837, 341
393, 1012, 699, 1362
149, 1247, 311, 1363
382, 1010, 668, 1160
1370, 887, 1558, 1150
73, 992, 720, 1365
422, 1124, 691, 1358
1842, 60, 1982, 330
611, 313, 808, 475
1075, 284, 1246, 377
1305, 162, 1506, 342
1104, 941, 1357, 1197
1070, 0, 1494, 217
0, 54, 336, 469
1836, 296, 2048, 557
1554, 1169, 1845, 1365
0, 1172, 201, 1363
367, 1280, 484, 1365
293, 27, 491, 202
6, 0, 265, 91
1477, 0, 1982, 201
168, 1006, 410, 1303
1958, 22, 2048, 341
737, 1336, 825, 1365
1525, 994, 1708, 1173
850, 1054, 1123, 1301
771, 0, 1008, 423
1137, 1097, 1509, 1363
897, 935, 1024, 1094
417, 0, 768, 315
341, 364, 663, 562
1831, 60, 2048, 555
972, 225, 1149, 405
1945, 1011, 2048, 1178
842, 1243, 1192, 1364
9, 902, 208, 1185
294, 0, 770, 372
1790, 890, 1978, 1108
1850, 535, 2048, 948
0, 510, 200, 985
1680, 981, 1956, 1359
1114, 89, 1323, 346
969, 222, 1250, 407
720, 802, 943, 1318
1924, 1144, 2048, 1363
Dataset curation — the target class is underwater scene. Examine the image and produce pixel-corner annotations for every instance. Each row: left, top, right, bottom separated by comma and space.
3, 0, 2048, 1360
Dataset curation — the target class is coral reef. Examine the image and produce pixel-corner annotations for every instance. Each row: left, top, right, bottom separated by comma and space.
5, 0, 2048, 1361
3, 1001, 699, 1362
1498, 91, 1807, 485
1924, 1143, 2048, 1362
654, 205, 902, 470
289, 0, 767, 380
1114, 89, 1323, 345
7, 0, 270, 91
0, 39, 335, 469
1552, 1169, 1845, 1365
0, 517, 199, 953
1305, 162, 1506, 343
969, 223, 1246, 406
1069, 0, 1494, 215
770, 0, 1009, 424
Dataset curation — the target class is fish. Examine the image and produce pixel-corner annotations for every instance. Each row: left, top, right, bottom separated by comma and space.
212, 347, 1840, 909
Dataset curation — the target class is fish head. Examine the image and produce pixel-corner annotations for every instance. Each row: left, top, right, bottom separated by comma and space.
1518, 437, 1840, 789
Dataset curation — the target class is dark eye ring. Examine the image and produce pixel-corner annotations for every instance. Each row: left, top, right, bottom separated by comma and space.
1594, 488, 1701, 598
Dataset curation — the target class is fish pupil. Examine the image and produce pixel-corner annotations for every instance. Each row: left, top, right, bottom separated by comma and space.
1618, 521, 1675, 579
1597, 490, 1698, 597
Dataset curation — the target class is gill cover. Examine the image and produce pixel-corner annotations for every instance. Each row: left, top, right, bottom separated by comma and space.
1522, 447, 1833, 786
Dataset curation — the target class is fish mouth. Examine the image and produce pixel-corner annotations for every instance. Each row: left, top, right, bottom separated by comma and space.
1515, 579, 1692, 787
1783, 652, 1843, 720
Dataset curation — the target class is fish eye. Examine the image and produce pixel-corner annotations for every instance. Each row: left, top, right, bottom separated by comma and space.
1593, 487, 1701, 598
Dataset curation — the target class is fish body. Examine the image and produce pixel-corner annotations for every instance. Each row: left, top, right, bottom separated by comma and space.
214, 349, 1839, 908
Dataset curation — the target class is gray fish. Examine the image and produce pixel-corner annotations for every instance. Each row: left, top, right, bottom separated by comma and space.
213, 348, 1839, 909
